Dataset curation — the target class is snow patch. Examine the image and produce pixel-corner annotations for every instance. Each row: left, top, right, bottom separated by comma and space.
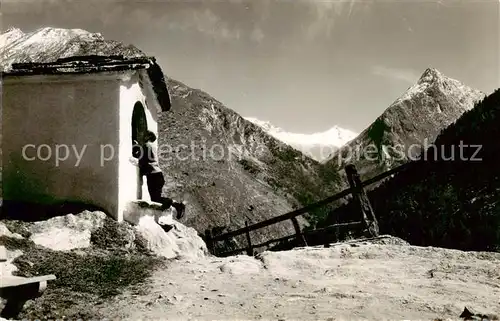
0, 27, 24, 48
245, 117, 358, 161
245, 117, 357, 148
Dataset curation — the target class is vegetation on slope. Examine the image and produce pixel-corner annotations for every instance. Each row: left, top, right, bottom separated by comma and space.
319, 89, 500, 252
159, 78, 342, 247
264, 137, 343, 225
0, 218, 165, 319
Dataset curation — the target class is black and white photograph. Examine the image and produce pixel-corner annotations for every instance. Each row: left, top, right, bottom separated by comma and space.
0, 0, 499, 319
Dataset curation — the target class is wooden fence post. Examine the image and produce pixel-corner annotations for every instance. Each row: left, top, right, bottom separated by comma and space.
205, 229, 215, 255
245, 221, 254, 256
291, 217, 308, 247
345, 164, 379, 237
334, 214, 340, 242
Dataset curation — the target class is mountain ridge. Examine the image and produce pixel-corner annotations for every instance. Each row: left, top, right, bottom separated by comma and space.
324, 66, 486, 185
0, 27, 143, 71
161, 77, 342, 244
245, 117, 358, 162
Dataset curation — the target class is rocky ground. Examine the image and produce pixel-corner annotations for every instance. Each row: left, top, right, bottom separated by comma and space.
0, 208, 206, 319
1, 211, 499, 320
97, 237, 500, 320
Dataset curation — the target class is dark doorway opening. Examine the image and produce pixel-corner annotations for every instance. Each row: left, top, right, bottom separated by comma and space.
132, 101, 148, 147
131, 102, 148, 199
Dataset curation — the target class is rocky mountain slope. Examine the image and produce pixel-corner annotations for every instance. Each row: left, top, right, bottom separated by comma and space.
324, 68, 485, 185
245, 117, 358, 162
0, 27, 341, 246
159, 78, 341, 245
336, 87, 500, 252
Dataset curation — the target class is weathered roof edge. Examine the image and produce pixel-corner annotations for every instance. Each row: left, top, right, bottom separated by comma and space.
1, 55, 171, 112
146, 57, 171, 112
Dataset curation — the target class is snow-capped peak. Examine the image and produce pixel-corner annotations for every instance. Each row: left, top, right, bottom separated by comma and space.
394, 67, 485, 107
245, 117, 358, 162
0, 27, 24, 48
245, 117, 285, 133
0, 27, 101, 51
0, 27, 143, 71
417, 67, 444, 85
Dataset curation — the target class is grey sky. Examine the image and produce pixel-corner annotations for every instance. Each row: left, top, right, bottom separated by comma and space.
2, 0, 499, 133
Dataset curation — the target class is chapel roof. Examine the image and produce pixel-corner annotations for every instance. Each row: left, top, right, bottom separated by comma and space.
1, 55, 171, 111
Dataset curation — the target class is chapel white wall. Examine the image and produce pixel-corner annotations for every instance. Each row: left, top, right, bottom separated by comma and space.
2, 75, 121, 218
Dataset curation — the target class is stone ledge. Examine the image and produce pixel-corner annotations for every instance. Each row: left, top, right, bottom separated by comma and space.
123, 200, 173, 226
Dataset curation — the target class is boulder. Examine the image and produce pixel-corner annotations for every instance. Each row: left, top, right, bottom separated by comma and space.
27, 210, 107, 251
135, 215, 208, 259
